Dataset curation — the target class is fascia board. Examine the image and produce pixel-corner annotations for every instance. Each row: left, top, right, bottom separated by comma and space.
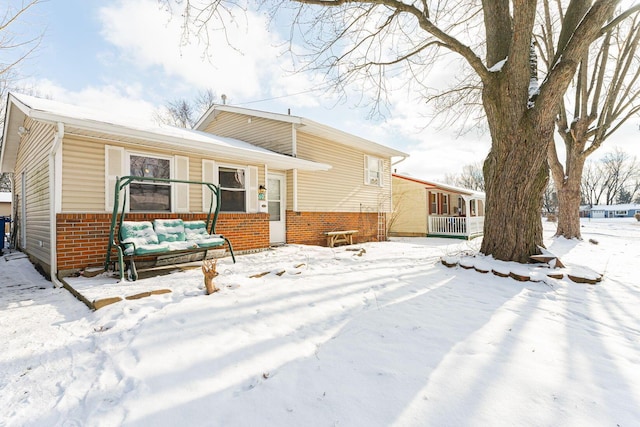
31, 111, 330, 172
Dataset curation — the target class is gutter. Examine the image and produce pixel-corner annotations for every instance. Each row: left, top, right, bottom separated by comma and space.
49, 122, 64, 288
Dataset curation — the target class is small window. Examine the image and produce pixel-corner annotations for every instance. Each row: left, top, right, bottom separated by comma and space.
219, 167, 246, 212
129, 155, 171, 211
442, 194, 449, 214
365, 155, 384, 186
430, 193, 437, 214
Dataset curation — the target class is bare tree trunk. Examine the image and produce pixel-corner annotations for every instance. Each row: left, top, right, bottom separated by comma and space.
480, 81, 550, 263
549, 144, 586, 239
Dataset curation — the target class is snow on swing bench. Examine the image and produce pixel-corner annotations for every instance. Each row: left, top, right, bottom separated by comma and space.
120, 220, 225, 255
118, 219, 232, 281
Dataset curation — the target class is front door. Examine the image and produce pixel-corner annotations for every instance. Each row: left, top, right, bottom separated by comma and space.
268, 174, 286, 244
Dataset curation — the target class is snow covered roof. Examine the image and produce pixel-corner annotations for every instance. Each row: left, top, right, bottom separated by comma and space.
195, 104, 408, 159
393, 173, 485, 199
1, 93, 331, 173
584, 204, 640, 211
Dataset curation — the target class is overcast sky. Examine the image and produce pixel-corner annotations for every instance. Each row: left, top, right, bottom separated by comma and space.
9, 0, 640, 181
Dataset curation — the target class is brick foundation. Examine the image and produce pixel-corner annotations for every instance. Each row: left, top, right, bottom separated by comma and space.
56, 212, 269, 274
286, 211, 384, 246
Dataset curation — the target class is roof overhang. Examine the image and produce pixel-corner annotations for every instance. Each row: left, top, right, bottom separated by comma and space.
196, 104, 409, 159
1, 93, 331, 173
393, 173, 485, 199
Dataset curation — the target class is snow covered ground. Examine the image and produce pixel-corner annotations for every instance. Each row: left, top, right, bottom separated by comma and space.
1, 218, 639, 426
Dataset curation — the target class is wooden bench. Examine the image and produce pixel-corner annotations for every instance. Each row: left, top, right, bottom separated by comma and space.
325, 230, 358, 248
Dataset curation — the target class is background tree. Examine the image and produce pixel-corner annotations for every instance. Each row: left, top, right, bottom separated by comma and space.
580, 149, 639, 205
599, 149, 639, 204
444, 162, 485, 192
153, 89, 218, 128
543, 178, 559, 215
539, 4, 640, 238
166, 0, 634, 262
1, 0, 42, 193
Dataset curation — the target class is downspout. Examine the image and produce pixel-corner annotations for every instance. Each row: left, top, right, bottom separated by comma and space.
49, 122, 64, 287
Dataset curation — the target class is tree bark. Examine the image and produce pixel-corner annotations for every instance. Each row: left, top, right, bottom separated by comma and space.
480, 78, 551, 263
549, 138, 586, 239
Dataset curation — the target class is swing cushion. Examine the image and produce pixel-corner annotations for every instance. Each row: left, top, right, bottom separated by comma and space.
184, 221, 225, 248
120, 221, 169, 255
154, 219, 187, 242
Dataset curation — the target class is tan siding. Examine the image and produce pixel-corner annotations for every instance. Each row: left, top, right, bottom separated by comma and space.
389, 176, 427, 235
60, 131, 267, 214
62, 136, 105, 211
203, 111, 294, 155
295, 132, 392, 213
0, 202, 11, 216
14, 119, 55, 266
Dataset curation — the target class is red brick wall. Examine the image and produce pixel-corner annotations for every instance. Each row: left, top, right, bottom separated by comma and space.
56, 212, 269, 273
286, 211, 384, 246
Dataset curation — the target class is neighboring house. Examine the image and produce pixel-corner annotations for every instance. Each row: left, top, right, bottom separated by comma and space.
0, 93, 407, 278
581, 204, 640, 219
0, 192, 11, 235
390, 174, 485, 239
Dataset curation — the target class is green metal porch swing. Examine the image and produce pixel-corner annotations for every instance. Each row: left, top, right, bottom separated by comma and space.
104, 175, 236, 281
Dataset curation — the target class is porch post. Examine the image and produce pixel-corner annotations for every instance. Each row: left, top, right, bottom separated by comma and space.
464, 197, 471, 238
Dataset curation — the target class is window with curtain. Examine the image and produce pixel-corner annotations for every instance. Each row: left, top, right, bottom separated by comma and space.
219, 166, 246, 212
129, 155, 171, 211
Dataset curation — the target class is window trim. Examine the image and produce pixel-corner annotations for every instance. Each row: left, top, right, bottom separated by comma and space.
364, 155, 384, 187
126, 152, 174, 212
218, 163, 249, 213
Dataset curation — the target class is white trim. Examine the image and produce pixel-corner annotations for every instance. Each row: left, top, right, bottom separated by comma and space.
49, 122, 64, 286
126, 151, 174, 212
174, 155, 190, 212
217, 162, 249, 213
5, 94, 329, 172
20, 171, 26, 249
202, 159, 217, 213
291, 123, 297, 157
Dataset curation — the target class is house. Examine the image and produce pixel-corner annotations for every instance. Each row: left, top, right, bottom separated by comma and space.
581, 204, 640, 219
0, 93, 407, 279
390, 174, 485, 239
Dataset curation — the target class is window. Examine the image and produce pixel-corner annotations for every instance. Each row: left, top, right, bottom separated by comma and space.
430, 193, 437, 214
219, 166, 246, 212
442, 194, 449, 214
365, 155, 384, 186
129, 155, 171, 211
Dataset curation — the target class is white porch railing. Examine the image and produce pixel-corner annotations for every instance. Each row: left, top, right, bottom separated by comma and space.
428, 216, 484, 238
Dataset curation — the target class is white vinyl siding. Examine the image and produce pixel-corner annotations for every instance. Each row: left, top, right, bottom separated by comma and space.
13, 119, 55, 267
294, 132, 393, 212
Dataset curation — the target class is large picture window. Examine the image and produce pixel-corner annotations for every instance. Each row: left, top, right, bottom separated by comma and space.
219, 166, 246, 212
129, 155, 171, 211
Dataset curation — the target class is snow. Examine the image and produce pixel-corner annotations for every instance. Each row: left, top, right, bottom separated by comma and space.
488, 57, 508, 72
1, 218, 639, 426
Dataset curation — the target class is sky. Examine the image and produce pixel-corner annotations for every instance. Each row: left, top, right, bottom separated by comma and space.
7, 0, 640, 181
